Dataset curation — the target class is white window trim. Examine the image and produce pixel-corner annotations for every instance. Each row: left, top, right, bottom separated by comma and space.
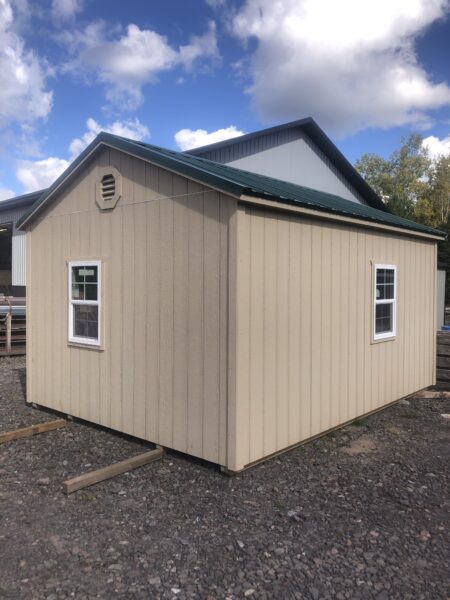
68, 260, 101, 347
373, 263, 396, 341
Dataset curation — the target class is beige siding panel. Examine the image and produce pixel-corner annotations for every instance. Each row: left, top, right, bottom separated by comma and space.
27, 152, 230, 466
235, 205, 437, 471
172, 176, 189, 453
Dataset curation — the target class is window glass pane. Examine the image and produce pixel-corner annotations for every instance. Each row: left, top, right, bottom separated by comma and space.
84, 283, 97, 301
375, 303, 393, 334
72, 283, 84, 300
84, 266, 98, 283
376, 268, 395, 300
72, 267, 85, 283
73, 305, 98, 339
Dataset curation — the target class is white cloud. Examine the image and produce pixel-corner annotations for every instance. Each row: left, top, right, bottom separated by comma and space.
232, 0, 450, 136
16, 157, 70, 193
0, 0, 53, 128
62, 20, 219, 109
15, 117, 150, 193
422, 133, 450, 159
175, 125, 245, 150
69, 117, 150, 158
0, 187, 15, 200
51, 0, 84, 21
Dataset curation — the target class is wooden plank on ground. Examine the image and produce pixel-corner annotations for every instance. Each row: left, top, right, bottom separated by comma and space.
413, 390, 450, 398
63, 447, 164, 494
0, 419, 66, 444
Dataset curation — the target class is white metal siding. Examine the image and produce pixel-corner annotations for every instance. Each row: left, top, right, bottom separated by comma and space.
196, 129, 367, 205
0, 207, 27, 286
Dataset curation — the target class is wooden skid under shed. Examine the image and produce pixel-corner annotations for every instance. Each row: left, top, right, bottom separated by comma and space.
63, 447, 164, 494
0, 419, 66, 444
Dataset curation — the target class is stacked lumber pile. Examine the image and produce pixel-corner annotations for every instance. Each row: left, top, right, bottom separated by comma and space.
436, 331, 450, 390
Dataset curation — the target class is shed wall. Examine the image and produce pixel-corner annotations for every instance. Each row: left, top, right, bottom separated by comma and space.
27, 149, 233, 466
231, 204, 437, 471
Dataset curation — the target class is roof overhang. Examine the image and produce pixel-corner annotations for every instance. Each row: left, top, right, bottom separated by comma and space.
239, 194, 446, 241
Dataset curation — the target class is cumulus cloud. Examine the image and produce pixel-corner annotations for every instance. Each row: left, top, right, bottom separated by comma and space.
422, 133, 450, 159
175, 125, 244, 150
51, 0, 83, 20
63, 20, 219, 109
16, 157, 70, 192
0, 0, 53, 128
231, 0, 450, 136
69, 117, 150, 158
0, 187, 15, 200
15, 117, 150, 192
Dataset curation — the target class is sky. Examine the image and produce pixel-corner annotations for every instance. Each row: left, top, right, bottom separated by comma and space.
1, 0, 450, 199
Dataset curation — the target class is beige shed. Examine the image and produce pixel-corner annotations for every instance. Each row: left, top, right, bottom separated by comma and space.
17, 132, 445, 472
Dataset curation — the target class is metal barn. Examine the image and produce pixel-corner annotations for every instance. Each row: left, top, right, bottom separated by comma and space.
17, 132, 444, 472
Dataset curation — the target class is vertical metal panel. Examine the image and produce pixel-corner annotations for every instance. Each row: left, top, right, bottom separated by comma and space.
0, 206, 28, 286
196, 128, 367, 206
233, 205, 437, 471
26, 149, 231, 466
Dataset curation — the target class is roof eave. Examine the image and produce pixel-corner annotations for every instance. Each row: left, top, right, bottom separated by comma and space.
240, 193, 446, 241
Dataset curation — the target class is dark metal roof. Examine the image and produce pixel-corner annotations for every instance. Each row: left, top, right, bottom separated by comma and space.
186, 117, 387, 212
16, 132, 445, 239
0, 189, 46, 212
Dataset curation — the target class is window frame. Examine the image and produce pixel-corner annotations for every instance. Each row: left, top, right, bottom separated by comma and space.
373, 263, 397, 342
68, 260, 101, 347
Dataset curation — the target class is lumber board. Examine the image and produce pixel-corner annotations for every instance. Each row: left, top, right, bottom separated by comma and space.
437, 355, 450, 369
63, 447, 164, 494
0, 419, 66, 444
413, 390, 450, 398
437, 368, 450, 382
437, 344, 450, 356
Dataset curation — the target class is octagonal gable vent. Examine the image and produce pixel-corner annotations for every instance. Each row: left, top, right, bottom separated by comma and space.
101, 173, 116, 202
96, 166, 122, 210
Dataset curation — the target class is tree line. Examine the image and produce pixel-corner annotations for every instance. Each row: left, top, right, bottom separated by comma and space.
356, 134, 450, 302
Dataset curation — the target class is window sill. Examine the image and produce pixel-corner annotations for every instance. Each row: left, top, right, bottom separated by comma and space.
371, 335, 396, 345
68, 341, 104, 352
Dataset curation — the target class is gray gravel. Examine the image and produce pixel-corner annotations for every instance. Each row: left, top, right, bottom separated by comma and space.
0, 356, 449, 600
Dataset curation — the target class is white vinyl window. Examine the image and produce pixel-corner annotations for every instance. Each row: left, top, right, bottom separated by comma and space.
68, 260, 101, 346
373, 264, 396, 341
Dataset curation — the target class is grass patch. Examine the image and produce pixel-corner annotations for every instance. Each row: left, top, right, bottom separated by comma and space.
401, 411, 418, 419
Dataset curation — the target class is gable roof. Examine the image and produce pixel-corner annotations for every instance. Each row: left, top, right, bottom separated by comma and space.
186, 117, 387, 212
16, 132, 445, 239
0, 189, 46, 213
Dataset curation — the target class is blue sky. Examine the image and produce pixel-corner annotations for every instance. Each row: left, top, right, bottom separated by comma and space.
1, 0, 450, 199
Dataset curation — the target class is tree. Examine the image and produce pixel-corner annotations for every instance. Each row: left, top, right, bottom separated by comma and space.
355, 133, 431, 220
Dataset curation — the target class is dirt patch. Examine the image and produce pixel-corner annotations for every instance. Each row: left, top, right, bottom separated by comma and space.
340, 436, 377, 455
0, 356, 449, 600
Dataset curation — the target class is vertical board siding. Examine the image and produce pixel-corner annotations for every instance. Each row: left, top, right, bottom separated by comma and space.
234, 205, 437, 471
27, 150, 231, 466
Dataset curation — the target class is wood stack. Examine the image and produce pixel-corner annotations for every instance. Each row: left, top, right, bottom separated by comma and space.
0, 298, 26, 356
436, 331, 450, 390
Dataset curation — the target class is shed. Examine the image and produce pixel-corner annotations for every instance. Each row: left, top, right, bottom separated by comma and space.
17, 132, 445, 472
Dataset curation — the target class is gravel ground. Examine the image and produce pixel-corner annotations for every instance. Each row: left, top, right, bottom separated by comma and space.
0, 356, 449, 600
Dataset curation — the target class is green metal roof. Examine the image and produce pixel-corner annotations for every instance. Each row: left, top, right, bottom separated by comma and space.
16, 132, 446, 239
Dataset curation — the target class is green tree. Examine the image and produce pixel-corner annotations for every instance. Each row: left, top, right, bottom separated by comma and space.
356, 133, 431, 220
